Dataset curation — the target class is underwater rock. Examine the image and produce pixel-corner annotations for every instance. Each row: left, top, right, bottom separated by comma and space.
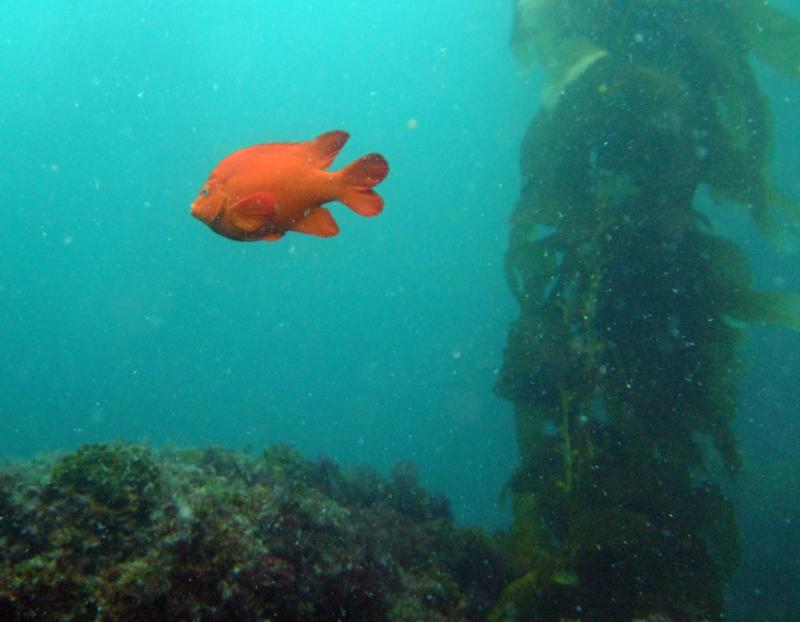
0, 443, 506, 621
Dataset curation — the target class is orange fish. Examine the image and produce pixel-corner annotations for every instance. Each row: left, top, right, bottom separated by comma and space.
190, 130, 389, 242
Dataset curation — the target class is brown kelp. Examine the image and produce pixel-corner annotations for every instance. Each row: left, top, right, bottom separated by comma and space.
495, 1, 800, 619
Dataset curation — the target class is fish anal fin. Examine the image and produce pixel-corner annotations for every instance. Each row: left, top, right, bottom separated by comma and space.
292, 207, 339, 237
230, 192, 275, 232
260, 233, 284, 242
305, 130, 350, 169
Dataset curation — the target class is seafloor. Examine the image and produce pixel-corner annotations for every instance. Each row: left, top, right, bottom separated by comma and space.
0, 443, 506, 621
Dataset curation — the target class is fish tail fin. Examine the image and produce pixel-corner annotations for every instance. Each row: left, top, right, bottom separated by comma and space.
337, 153, 389, 216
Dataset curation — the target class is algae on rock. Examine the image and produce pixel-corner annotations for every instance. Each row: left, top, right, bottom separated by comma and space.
0, 443, 506, 621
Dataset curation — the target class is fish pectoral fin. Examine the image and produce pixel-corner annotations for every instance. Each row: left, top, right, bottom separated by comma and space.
305, 130, 350, 169
292, 207, 339, 237
230, 193, 275, 232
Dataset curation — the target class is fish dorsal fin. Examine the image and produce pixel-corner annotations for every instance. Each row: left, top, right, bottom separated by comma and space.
229, 192, 275, 232
292, 207, 339, 237
304, 130, 350, 169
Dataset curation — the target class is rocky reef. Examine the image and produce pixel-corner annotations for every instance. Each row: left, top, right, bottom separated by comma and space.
0, 443, 505, 621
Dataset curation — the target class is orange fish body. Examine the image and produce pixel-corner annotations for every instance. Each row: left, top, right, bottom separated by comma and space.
191, 130, 389, 241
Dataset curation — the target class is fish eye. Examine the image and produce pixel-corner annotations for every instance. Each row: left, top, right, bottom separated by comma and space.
200, 187, 210, 197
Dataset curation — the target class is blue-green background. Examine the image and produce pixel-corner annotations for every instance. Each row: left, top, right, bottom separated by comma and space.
1, 2, 799, 618
0, 0, 529, 530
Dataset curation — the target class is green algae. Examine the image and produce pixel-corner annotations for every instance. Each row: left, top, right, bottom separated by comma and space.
0, 443, 506, 622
